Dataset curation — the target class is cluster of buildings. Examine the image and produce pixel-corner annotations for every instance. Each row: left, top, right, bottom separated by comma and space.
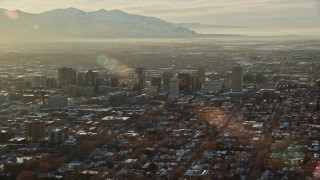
0, 50, 319, 179
1, 64, 245, 110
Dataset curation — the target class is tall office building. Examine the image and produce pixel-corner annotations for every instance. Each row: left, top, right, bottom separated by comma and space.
46, 78, 57, 89
169, 78, 179, 99
85, 70, 98, 87
135, 67, 146, 92
178, 73, 191, 94
197, 66, 205, 89
77, 72, 85, 87
67, 85, 79, 98
231, 66, 243, 93
25, 120, 45, 142
85, 70, 99, 92
97, 73, 109, 87
162, 70, 173, 91
151, 76, 162, 88
49, 127, 69, 144
110, 74, 120, 87
191, 74, 201, 92
58, 67, 77, 87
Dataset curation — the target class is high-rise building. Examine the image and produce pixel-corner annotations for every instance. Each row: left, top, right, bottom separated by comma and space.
178, 73, 191, 94
85, 70, 99, 93
58, 67, 76, 87
110, 74, 120, 87
231, 66, 243, 93
46, 78, 57, 89
77, 72, 85, 87
169, 78, 179, 99
46, 78, 58, 89
85, 70, 98, 87
25, 120, 45, 142
191, 74, 201, 92
151, 76, 162, 88
49, 127, 69, 144
135, 67, 146, 92
162, 70, 173, 91
67, 85, 79, 98
197, 66, 205, 89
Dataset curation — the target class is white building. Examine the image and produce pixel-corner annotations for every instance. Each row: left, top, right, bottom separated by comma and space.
169, 78, 179, 99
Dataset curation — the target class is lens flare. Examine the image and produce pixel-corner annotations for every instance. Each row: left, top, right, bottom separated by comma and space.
97, 55, 131, 77
118, 65, 130, 77
33, 24, 40, 30
204, 108, 225, 126
108, 59, 118, 70
97, 54, 109, 66
2, 9, 18, 20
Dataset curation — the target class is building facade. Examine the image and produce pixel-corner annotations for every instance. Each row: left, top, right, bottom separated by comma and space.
169, 78, 179, 99
58, 67, 76, 87
25, 120, 45, 142
178, 73, 191, 94
231, 66, 243, 93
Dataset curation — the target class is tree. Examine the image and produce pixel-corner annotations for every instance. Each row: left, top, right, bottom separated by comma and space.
68, 148, 84, 160
169, 166, 187, 180
148, 163, 158, 174
132, 149, 143, 158
81, 140, 94, 152
158, 147, 168, 153
139, 155, 148, 165
201, 141, 216, 150
268, 159, 285, 170
252, 149, 269, 177
303, 161, 316, 173
232, 173, 241, 180
132, 140, 153, 149
136, 172, 145, 180
113, 153, 125, 161
90, 173, 104, 180
18, 170, 32, 180
23, 159, 40, 171
105, 157, 115, 168
39, 161, 50, 173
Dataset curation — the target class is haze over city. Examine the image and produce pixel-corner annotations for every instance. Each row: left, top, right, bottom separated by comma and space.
0, 0, 320, 180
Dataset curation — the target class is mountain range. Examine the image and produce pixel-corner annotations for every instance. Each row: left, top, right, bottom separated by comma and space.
177, 23, 250, 30
0, 8, 197, 40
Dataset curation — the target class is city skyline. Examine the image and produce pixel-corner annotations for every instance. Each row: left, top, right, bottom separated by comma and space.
0, 19, 319, 178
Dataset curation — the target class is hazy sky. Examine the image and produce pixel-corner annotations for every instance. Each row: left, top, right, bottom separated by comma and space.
1, 0, 320, 27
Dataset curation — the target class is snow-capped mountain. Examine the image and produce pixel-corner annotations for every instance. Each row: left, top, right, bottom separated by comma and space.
0, 7, 196, 40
